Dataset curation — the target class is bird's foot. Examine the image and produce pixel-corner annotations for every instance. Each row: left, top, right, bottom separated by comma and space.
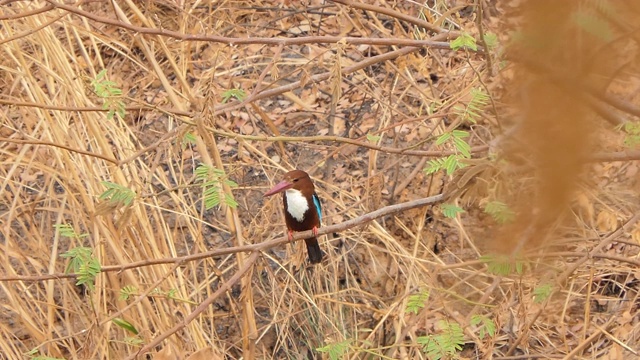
312, 226, 319, 237
287, 230, 294, 241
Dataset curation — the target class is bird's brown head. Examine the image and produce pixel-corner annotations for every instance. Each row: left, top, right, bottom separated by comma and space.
264, 170, 314, 197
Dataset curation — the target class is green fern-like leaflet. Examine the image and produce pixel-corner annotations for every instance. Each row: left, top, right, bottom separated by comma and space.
480, 254, 525, 276
119, 285, 137, 301
426, 130, 471, 175
54, 223, 88, 239
221, 88, 247, 103
406, 289, 430, 314
484, 200, 515, 224
441, 203, 465, 218
483, 32, 499, 49
195, 165, 238, 209
533, 283, 553, 304
454, 88, 490, 123
417, 320, 464, 360
92, 69, 125, 120
60, 247, 101, 290
471, 314, 496, 339
182, 132, 197, 147
317, 339, 352, 360
100, 181, 136, 207
450, 33, 477, 51
436, 130, 471, 157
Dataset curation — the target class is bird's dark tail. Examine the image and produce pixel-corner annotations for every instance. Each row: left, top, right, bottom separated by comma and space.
304, 238, 323, 264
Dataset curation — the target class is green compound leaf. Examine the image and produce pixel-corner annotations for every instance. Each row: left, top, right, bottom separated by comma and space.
317, 339, 352, 360
483, 32, 498, 49
480, 254, 526, 276
471, 314, 496, 339
99, 181, 135, 207
406, 289, 430, 314
418, 320, 464, 360
119, 285, 137, 301
196, 165, 238, 210
61, 247, 101, 290
450, 33, 477, 51
533, 283, 554, 304
484, 200, 515, 224
221, 88, 247, 103
441, 203, 465, 218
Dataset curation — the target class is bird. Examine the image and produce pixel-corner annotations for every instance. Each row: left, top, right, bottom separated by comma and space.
264, 170, 323, 264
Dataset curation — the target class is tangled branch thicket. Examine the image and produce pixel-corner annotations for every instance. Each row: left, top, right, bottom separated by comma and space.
1, 1, 640, 359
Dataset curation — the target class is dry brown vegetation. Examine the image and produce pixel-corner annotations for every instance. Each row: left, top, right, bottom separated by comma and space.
1, 0, 640, 359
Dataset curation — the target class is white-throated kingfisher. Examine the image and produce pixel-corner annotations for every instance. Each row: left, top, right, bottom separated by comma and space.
264, 170, 323, 264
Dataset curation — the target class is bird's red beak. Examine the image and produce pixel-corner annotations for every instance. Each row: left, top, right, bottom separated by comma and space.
264, 180, 293, 197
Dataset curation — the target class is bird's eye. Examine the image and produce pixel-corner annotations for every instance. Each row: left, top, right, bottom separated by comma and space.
293, 178, 299, 182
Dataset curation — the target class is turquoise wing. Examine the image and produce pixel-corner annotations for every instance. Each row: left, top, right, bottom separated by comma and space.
312, 193, 322, 224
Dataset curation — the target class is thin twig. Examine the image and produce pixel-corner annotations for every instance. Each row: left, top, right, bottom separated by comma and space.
329, 0, 447, 35
46, 0, 454, 47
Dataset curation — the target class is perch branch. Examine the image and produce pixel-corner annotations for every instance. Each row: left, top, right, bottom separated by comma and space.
0, 194, 445, 282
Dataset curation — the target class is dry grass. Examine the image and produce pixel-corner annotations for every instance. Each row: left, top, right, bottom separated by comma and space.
1, 1, 639, 359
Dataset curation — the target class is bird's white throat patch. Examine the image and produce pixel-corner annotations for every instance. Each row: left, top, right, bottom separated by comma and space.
285, 189, 309, 222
